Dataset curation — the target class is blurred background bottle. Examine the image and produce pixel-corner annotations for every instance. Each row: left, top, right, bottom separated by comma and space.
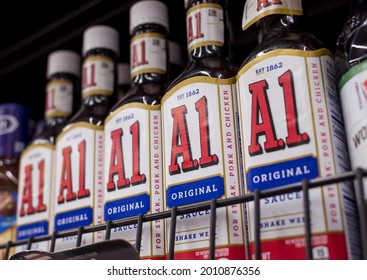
16, 50, 81, 254
0, 103, 31, 259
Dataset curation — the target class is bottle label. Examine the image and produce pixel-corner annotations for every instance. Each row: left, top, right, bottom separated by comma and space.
161, 77, 245, 259
186, 3, 224, 53
82, 56, 115, 97
45, 80, 73, 119
130, 33, 167, 78
0, 185, 17, 259
0, 188, 17, 234
242, 0, 303, 31
16, 144, 54, 252
237, 48, 360, 259
53, 123, 104, 252
339, 60, 367, 196
104, 103, 164, 259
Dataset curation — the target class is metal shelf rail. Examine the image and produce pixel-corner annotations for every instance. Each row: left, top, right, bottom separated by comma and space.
1, 168, 367, 260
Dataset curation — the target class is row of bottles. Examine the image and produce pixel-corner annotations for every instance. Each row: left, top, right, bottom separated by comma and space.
1, 0, 367, 260
0, 103, 32, 260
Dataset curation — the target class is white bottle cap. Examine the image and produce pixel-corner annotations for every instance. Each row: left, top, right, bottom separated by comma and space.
82, 25, 120, 56
169, 41, 183, 66
118, 63, 131, 85
129, 0, 169, 34
46, 50, 81, 78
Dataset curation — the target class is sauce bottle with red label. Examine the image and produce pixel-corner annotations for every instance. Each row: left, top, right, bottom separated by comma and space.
16, 50, 81, 254
237, 0, 361, 259
161, 0, 245, 260
53, 25, 119, 252
103, 0, 168, 260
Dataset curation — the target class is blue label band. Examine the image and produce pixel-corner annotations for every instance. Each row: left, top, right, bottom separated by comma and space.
166, 176, 225, 208
16, 221, 49, 240
104, 193, 150, 221
55, 207, 93, 232
0, 103, 31, 157
246, 156, 319, 192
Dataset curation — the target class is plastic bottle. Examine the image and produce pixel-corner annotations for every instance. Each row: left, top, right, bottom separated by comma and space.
161, 0, 245, 260
0, 103, 31, 259
53, 25, 119, 252
237, 0, 361, 259
103, 0, 168, 260
16, 50, 81, 254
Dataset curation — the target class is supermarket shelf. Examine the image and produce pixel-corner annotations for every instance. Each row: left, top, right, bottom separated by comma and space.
1, 168, 366, 260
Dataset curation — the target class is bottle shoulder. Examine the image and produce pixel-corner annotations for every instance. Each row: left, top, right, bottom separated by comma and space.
335, 12, 367, 80
240, 31, 327, 69
344, 19, 367, 67
110, 83, 165, 113
0, 158, 19, 188
30, 119, 69, 144
62, 105, 109, 130
61, 94, 114, 129
30, 126, 61, 145
166, 57, 238, 92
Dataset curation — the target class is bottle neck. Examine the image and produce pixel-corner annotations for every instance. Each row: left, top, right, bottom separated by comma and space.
257, 14, 302, 43
352, 0, 367, 9
186, 0, 231, 61
340, 0, 367, 70
347, 0, 367, 23
130, 24, 168, 88
81, 93, 114, 113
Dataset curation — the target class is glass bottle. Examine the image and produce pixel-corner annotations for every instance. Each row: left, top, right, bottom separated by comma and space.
335, 0, 367, 79
117, 62, 130, 100
336, 0, 367, 258
237, 0, 360, 259
0, 103, 31, 259
16, 50, 81, 254
161, 0, 245, 260
336, 0, 367, 207
53, 25, 119, 252
103, 0, 168, 260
